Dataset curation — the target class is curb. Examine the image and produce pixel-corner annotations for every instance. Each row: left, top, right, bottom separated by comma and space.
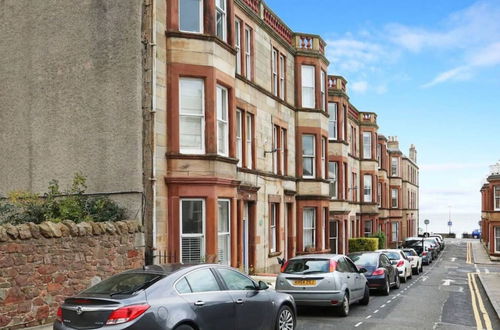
476, 274, 500, 320
22, 325, 52, 330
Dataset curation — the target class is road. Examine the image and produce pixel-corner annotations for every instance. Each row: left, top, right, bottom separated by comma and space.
297, 239, 500, 330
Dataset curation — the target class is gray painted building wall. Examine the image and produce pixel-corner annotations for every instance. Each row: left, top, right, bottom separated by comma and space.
0, 0, 144, 217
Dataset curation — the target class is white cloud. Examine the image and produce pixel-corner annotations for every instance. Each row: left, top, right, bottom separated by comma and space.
419, 162, 489, 171
350, 81, 368, 93
325, 38, 386, 73
421, 66, 472, 87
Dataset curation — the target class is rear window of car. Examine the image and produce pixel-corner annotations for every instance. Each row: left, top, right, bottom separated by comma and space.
403, 250, 417, 256
381, 252, 401, 260
83, 273, 164, 295
349, 253, 378, 266
283, 259, 330, 274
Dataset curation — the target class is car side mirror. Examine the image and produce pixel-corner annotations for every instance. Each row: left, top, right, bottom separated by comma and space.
358, 267, 367, 273
258, 280, 269, 290
277, 257, 285, 266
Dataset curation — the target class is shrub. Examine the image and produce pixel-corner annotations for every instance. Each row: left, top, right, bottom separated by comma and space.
369, 231, 386, 249
348, 238, 379, 253
0, 173, 126, 225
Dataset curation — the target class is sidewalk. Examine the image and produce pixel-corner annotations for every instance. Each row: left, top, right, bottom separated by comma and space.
23, 325, 52, 330
471, 239, 496, 265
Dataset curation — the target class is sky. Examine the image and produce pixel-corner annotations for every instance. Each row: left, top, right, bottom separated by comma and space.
266, 0, 500, 235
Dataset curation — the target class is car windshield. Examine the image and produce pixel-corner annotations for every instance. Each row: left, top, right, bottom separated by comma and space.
349, 253, 378, 266
381, 252, 401, 260
83, 272, 164, 295
283, 258, 330, 274
403, 239, 424, 247
403, 250, 417, 256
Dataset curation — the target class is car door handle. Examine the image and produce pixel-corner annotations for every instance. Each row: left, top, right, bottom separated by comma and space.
235, 299, 244, 304
194, 300, 205, 306
347, 276, 350, 279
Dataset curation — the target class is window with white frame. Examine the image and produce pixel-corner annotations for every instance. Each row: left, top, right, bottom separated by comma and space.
495, 227, 500, 253
246, 113, 253, 169
363, 132, 372, 159
216, 85, 228, 156
391, 157, 399, 176
301, 65, 315, 108
303, 208, 316, 250
244, 27, 252, 79
181, 199, 205, 264
320, 71, 326, 110
391, 188, 398, 208
180, 78, 204, 154
329, 220, 338, 253
377, 144, 382, 168
495, 186, 500, 211
377, 182, 382, 207
273, 125, 278, 174
236, 110, 242, 167
270, 203, 278, 253
364, 174, 372, 203
215, 0, 227, 41
280, 128, 286, 175
302, 135, 315, 178
329, 161, 338, 199
364, 220, 373, 237
217, 199, 230, 265
391, 222, 399, 243
279, 54, 285, 99
272, 49, 278, 96
328, 103, 337, 140
235, 19, 241, 74
321, 138, 326, 179
179, 0, 203, 33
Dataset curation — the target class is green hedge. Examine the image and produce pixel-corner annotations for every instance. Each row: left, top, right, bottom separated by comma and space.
348, 238, 379, 253
369, 231, 386, 249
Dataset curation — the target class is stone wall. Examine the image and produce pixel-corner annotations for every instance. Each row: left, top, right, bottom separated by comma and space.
0, 220, 144, 329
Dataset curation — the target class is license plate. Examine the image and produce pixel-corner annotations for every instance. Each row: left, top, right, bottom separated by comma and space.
293, 280, 316, 286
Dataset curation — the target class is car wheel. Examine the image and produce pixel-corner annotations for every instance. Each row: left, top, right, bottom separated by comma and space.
174, 325, 195, 330
337, 293, 349, 317
276, 305, 295, 330
394, 274, 401, 289
360, 285, 370, 305
381, 276, 390, 296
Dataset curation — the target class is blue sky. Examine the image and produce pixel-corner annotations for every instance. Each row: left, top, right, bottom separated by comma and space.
267, 0, 500, 234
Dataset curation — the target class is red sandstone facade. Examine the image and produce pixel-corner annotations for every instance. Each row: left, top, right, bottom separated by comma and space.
480, 163, 500, 260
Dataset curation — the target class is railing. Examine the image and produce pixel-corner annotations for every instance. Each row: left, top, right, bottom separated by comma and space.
490, 163, 500, 175
263, 8, 293, 45
297, 35, 313, 50
328, 75, 347, 92
242, 0, 260, 15
294, 33, 326, 55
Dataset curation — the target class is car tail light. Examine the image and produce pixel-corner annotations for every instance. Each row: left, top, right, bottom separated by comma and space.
106, 304, 150, 325
396, 260, 404, 267
372, 268, 385, 276
422, 251, 428, 256
280, 261, 289, 273
56, 307, 62, 322
329, 259, 337, 272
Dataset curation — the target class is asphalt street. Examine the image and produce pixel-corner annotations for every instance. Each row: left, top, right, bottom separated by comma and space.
296, 239, 500, 330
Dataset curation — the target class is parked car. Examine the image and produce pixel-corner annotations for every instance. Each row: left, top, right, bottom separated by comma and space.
275, 254, 369, 316
429, 234, 445, 248
428, 237, 443, 252
348, 251, 400, 295
403, 239, 434, 265
376, 249, 412, 283
472, 229, 481, 239
54, 264, 296, 330
402, 248, 423, 274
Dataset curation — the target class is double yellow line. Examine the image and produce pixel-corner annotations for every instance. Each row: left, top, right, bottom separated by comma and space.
467, 242, 473, 264
468, 272, 493, 330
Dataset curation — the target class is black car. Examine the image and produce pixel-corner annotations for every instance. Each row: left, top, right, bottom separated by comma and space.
348, 252, 400, 296
403, 239, 435, 264
54, 264, 296, 330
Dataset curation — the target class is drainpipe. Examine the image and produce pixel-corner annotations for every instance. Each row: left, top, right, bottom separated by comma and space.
150, 0, 157, 263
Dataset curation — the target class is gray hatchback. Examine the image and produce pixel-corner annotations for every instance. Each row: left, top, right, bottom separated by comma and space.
275, 254, 369, 316
54, 264, 296, 330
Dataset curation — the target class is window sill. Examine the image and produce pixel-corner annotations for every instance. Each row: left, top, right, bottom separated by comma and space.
268, 251, 282, 258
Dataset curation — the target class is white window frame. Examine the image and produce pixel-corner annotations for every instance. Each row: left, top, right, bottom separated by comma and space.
320, 70, 326, 111
235, 19, 241, 75
272, 49, 278, 96
377, 182, 382, 207
303, 208, 316, 250
236, 110, 242, 167
273, 126, 278, 174
270, 203, 278, 253
391, 188, 398, 208
215, 0, 227, 41
321, 138, 326, 179
329, 161, 338, 199
377, 144, 382, 168
179, 78, 205, 154
364, 174, 372, 203
328, 102, 337, 140
495, 227, 500, 253
180, 199, 205, 264
244, 27, 252, 79
302, 134, 315, 178
391, 222, 399, 243
279, 54, 285, 100
495, 186, 500, 211
217, 199, 231, 265
280, 128, 286, 175
301, 65, 315, 108
364, 220, 373, 237
179, 0, 203, 34
246, 113, 253, 169
363, 132, 372, 159
391, 157, 399, 176
216, 85, 229, 156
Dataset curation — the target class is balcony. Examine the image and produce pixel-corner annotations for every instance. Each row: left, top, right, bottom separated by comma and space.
360, 112, 377, 125
328, 75, 347, 93
488, 161, 500, 181
294, 33, 326, 56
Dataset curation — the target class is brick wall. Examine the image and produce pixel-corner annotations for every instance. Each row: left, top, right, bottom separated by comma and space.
0, 220, 145, 329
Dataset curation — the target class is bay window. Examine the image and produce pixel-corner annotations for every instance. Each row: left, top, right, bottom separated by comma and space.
321, 138, 326, 179
321, 71, 326, 110
329, 161, 338, 199
391, 188, 398, 208
495, 186, 500, 211
215, 0, 227, 41
302, 135, 315, 178
272, 49, 278, 96
328, 103, 337, 140
216, 85, 228, 156
181, 199, 205, 264
217, 199, 230, 265
377, 182, 382, 207
495, 227, 500, 253
279, 54, 285, 99
235, 19, 241, 74
364, 175, 372, 203
180, 78, 204, 154
236, 110, 242, 166
377, 144, 382, 168
363, 132, 372, 159
244, 27, 252, 79
246, 113, 253, 169
391, 157, 399, 176
301, 65, 315, 108
179, 0, 203, 33
391, 222, 399, 243
303, 208, 316, 250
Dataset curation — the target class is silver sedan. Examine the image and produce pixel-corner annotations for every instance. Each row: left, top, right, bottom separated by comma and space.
275, 254, 369, 316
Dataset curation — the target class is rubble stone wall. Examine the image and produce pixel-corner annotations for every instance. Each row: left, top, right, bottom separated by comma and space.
0, 220, 144, 329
